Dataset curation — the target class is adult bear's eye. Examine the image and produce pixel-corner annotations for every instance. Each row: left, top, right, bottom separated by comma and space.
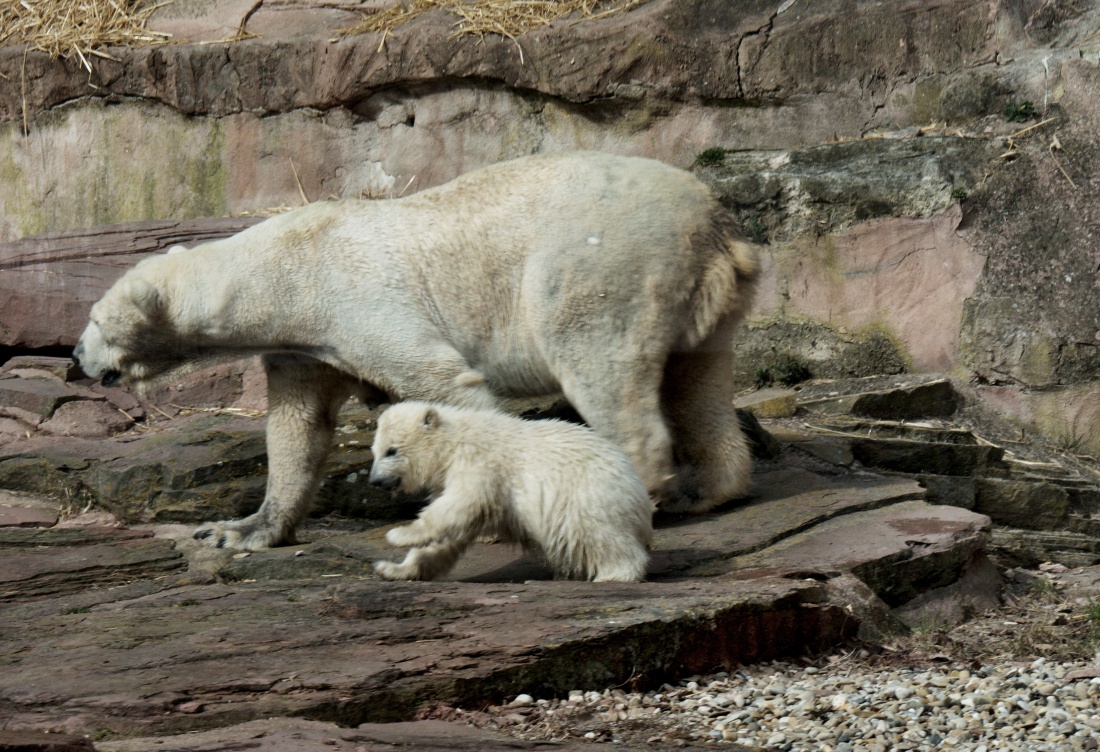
385, 447, 398, 458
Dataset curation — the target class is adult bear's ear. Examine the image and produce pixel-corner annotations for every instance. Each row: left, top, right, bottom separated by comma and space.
125, 277, 165, 321
421, 407, 440, 430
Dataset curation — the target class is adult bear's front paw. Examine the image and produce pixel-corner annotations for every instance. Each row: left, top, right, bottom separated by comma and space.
192, 517, 285, 551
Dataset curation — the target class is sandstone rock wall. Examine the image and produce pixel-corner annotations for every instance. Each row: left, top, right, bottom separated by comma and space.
0, 0, 1098, 448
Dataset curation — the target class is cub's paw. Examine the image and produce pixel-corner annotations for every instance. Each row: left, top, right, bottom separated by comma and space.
192, 518, 284, 551
385, 524, 433, 548
374, 560, 418, 581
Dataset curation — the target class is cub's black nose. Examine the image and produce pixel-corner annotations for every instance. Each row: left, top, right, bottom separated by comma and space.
370, 474, 399, 489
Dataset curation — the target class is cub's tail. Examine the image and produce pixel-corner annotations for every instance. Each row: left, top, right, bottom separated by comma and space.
681, 201, 761, 349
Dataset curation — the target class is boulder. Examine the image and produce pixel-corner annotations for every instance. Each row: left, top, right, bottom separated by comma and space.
0, 379, 102, 422
734, 388, 797, 419
40, 399, 134, 438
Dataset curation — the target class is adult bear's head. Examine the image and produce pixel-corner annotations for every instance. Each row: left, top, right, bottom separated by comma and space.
73, 252, 197, 391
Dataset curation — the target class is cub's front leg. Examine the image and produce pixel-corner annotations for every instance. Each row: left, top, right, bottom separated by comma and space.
374, 541, 465, 581
193, 355, 352, 550
385, 520, 436, 548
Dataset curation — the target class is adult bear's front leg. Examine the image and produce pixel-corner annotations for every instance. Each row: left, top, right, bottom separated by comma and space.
193, 354, 352, 550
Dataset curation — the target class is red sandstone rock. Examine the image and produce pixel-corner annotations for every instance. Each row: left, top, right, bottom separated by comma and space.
0, 218, 261, 349
40, 399, 134, 439
0, 505, 57, 528
0, 379, 101, 421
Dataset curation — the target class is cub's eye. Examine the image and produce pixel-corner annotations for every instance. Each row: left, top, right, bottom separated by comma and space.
384, 447, 398, 458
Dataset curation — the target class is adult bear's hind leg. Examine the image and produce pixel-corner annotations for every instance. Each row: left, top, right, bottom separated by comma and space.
556, 358, 674, 496
660, 318, 752, 513
193, 355, 352, 550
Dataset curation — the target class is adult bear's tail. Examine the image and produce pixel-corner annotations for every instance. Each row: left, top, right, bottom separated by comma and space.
681, 202, 761, 349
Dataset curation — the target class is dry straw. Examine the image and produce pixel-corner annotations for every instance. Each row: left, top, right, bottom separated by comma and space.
343, 0, 646, 45
0, 0, 171, 72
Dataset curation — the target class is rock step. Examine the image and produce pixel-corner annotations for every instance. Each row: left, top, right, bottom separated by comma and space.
802, 417, 980, 446
796, 376, 960, 421
0, 576, 852, 735
770, 393, 1100, 562
990, 528, 1100, 570
719, 500, 991, 609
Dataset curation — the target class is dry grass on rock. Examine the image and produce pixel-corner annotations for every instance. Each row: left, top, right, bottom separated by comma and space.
0, 0, 170, 70
343, 0, 646, 42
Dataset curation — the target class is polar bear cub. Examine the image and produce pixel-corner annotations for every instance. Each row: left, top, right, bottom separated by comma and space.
369, 401, 653, 582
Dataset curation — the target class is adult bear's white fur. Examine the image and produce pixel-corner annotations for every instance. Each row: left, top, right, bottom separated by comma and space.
73, 151, 759, 550
369, 401, 652, 582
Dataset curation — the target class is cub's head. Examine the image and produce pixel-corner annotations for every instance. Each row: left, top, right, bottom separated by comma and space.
73, 256, 187, 390
369, 401, 447, 493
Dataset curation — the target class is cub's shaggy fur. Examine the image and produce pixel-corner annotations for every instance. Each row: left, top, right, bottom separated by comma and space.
369, 402, 652, 582
73, 151, 759, 551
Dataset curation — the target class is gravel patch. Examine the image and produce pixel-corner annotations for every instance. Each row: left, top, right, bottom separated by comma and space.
430, 568, 1100, 750
444, 658, 1100, 750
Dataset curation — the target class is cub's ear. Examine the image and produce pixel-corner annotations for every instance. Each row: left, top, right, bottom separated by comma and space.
166, 244, 189, 255
421, 407, 440, 430
124, 277, 165, 320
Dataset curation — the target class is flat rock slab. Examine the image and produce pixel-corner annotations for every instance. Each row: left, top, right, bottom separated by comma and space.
721, 500, 992, 606
0, 576, 851, 736
0, 505, 56, 528
797, 375, 961, 420
0, 730, 95, 751
0, 406, 405, 525
655, 469, 924, 575
98, 718, 725, 752
0, 527, 185, 602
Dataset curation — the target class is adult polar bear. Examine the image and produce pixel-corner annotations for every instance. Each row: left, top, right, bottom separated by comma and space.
73, 151, 760, 550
